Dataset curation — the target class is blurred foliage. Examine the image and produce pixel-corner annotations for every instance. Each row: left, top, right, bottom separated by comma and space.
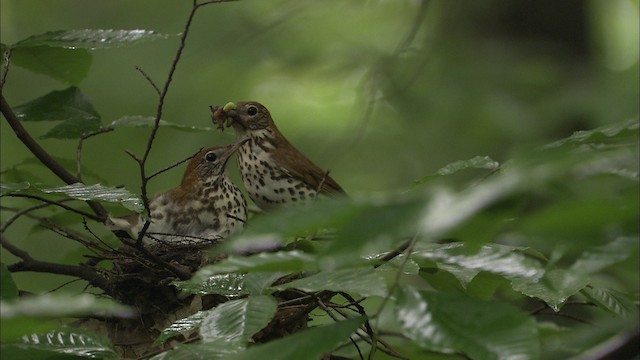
1, 0, 638, 359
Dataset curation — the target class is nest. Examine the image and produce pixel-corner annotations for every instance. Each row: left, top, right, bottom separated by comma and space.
77, 241, 313, 359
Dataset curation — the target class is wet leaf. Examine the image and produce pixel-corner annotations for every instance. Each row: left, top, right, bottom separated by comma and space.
413, 155, 500, 186
413, 242, 545, 286
396, 287, 539, 360
199, 296, 277, 343
10, 46, 91, 85
581, 287, 637, 318
511, 269, 590, 311
17, 327, 116, 359
41, 183, 143, 212
570, 236, 639, 275
223, 317, 364, 360
13, 87, 101, 138
14, 29, 171, 49
0, 264, 18, 300
149, 342, 245, 360
274, 268, 387, 297
110, 116, 216, 132
0, 182, 31, 196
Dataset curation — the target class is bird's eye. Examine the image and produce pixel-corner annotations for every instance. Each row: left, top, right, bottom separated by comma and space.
205, 151, 217, 162
247, 105, 258, 116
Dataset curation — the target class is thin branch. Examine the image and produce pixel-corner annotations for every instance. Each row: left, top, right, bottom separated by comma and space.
0, 95, 108, 220
6, 194, 103, 222
147, 149, 199, 181
136, 2, 203, 218
76, 127, 114, 181
1, 48, 11, 91
1, 199, 75, 233
134, 65, 161, 96
1, 233, 110, 291
316, 297, 364, 360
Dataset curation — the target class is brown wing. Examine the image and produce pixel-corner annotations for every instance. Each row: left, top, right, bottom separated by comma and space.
272, 135, 345, 196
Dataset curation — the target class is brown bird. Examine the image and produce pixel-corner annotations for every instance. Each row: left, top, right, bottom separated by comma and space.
107, 138, 249, 244
210, 101, 345, 210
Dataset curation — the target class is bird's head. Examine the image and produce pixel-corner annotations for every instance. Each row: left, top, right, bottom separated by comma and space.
182, 136, 250, 186
211, 101, 275, 135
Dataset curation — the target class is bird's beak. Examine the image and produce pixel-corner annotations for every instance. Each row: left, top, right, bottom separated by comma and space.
211, 102, 242, 131
220, 136, 250, 165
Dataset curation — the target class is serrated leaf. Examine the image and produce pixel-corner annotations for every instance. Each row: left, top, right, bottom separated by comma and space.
274, 268, 387, 297
200, 296, 277, 343
581, 287, 637, 318
413, 155, 500, 186
0, 264, 18, 300
511, 269, 590, 311
10, 46, 91, 85
1, 294, 133, 342
41, 183, 143, 212
191, 251, 317, 284
149, 342, 245, 360
413, 243, 545, 286
17, 327, 116, 359
570, 236, 638, 275
174, 273, 249, 297
223, 317, 364, 360
154, 311, 210, 346
544, 118, 639, 148
110, 116, 216, 132
0, 182, 30, 196
0, 344, 80, 360
0, 293, 132, 319
14, 87, 101, 139
396, 287, 539, 360
14, 29, 171, 49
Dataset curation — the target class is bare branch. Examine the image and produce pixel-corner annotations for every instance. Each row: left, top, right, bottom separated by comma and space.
147, 149, 200, 181
0, 48, 11, 91
6, 194, 103, 222
134, 65, 162, 96
1, 233, 111, 291
76, 127, 115, 181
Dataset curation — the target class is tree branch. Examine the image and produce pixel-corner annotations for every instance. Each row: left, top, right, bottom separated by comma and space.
1, 233, 111, 291
1, 95, 108, 221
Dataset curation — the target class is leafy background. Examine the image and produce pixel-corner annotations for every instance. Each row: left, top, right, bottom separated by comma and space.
1, 0, 638, 359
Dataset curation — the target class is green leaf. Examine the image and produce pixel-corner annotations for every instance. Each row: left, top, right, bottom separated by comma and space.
191, 251, 318, 283
413, 155, 500, 186
581, 286, 637, 318
544, 118, 639, 148
0, 294, 132, 320
511, 269, 590, 311
0, 182, 30, 196
223, 317, 365, 360
1, 344, 83, 360
274, 268, 388, 297
199, 296, 278, 343
570, 236, 639, 275
14, 29, 171, 49
154, 311, 210, 346
10, 46, 91, 85
173, 273, 249, 297
0, 264, 18, 300
149, 342, 245, 360
396, 287, 539, 360
110, 116, 217, 132
413, 243, 545, 286
15, 327, 116, 359
13, 87, 101, 139
41, 183, 143, 212
1, 294, 132, 342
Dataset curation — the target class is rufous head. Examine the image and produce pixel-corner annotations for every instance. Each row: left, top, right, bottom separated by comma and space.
213, 101, 276, 134
181, 137, 249, 185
